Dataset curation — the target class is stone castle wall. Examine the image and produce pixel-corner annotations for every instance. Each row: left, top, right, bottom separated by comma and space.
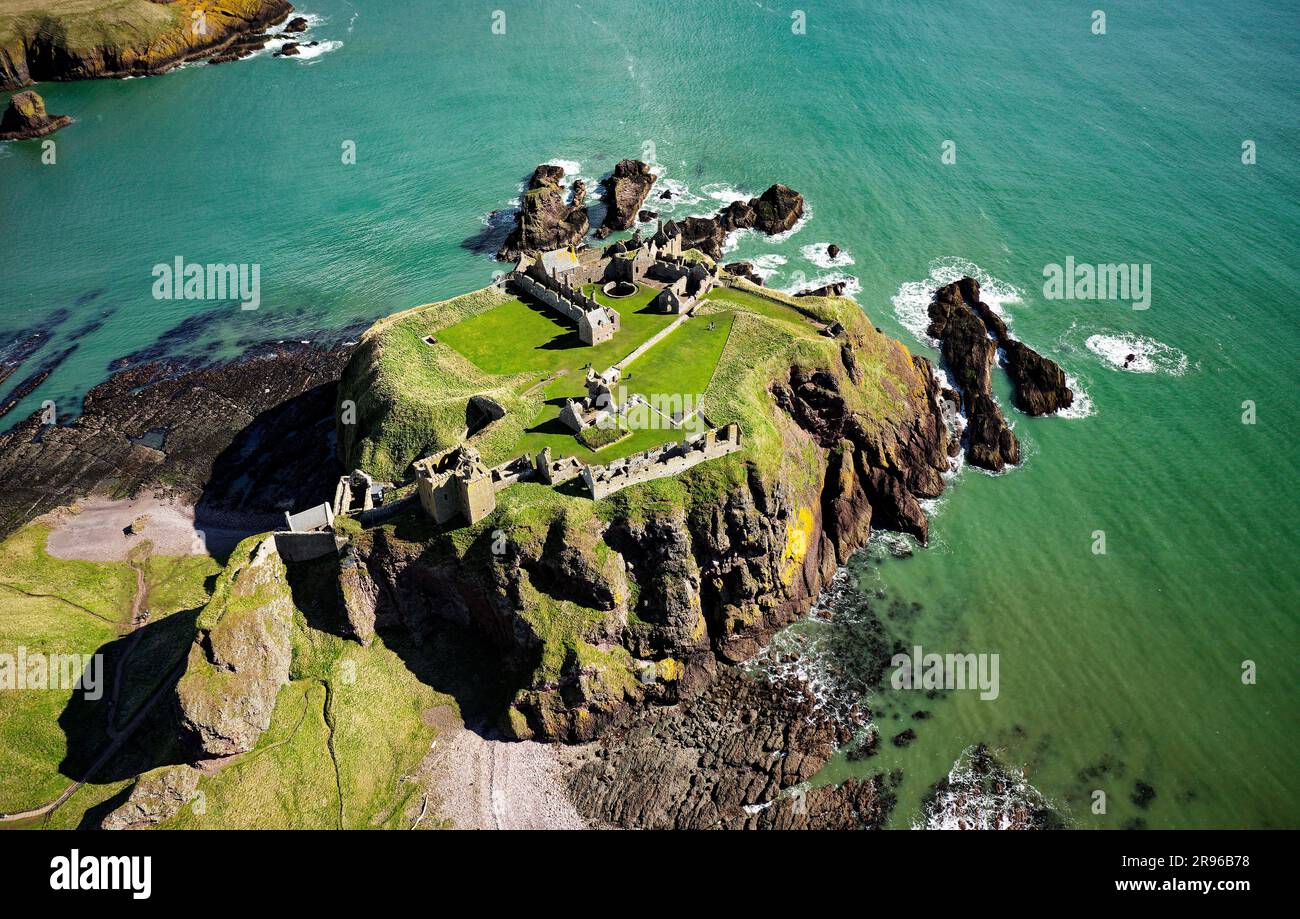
581, 424, 743, 500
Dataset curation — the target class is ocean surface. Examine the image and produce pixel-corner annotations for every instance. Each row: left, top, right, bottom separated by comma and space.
2, 0, 1296, 828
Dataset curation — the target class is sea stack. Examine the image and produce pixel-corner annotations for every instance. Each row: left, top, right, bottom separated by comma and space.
0, 91, 72, 141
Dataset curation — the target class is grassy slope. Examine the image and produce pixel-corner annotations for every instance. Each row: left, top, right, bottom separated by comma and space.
0, 522, 217, 815
0, 518, 455, 829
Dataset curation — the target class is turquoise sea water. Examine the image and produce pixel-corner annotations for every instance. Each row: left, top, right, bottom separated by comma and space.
2, 1, 1296, 828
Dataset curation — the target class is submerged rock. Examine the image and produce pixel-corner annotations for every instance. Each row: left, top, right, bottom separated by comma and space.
0, 91, 72, 141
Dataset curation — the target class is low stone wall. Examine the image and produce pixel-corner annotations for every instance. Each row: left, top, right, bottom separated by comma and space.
582, 425, 743, 500
274, 530, 344, 563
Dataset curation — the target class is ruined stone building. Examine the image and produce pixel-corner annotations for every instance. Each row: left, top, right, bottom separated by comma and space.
581, 423, 744, 500
512, 253, 621, 345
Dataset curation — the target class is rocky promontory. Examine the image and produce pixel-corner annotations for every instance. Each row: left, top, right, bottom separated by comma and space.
0, 0, 295, 90
332, 281, 952, 744
497, 164, 591, 261
0, 89, 70, 140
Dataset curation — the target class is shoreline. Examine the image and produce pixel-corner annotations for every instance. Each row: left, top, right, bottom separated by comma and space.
0, 1, 296, 91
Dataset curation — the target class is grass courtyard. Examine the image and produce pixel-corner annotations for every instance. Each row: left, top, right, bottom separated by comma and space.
438, 282, 739, 464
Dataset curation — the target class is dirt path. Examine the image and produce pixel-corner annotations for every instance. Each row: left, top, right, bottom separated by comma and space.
429, 727, 588, 830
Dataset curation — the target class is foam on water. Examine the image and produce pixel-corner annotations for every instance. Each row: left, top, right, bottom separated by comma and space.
801, 242, 854, 268
700, 182, 750, 204
891, 256, 1024, 346
1085, 332, 1189, 375
913, 746, 1059, 830
1054, 373, 1095, 419
749, 253, 787, 280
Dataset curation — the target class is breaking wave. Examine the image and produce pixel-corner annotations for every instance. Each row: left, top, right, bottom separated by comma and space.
1085, 332, 1189, 375
891, 257, 1024, 346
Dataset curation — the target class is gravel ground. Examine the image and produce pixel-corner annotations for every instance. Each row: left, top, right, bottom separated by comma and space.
431, 726, 590, 830
42, 493, 257, 561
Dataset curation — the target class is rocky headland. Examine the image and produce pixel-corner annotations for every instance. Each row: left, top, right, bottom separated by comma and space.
0, 89, 69, 140
0, 176, 1070, 829
0, 0, 296, 90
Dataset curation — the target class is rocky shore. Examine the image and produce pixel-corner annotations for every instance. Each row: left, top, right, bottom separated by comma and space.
0, 342, 349, 540
0, 0, 296, 90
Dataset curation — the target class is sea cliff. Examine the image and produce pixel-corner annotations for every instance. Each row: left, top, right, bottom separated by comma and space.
0, 0, 294, 89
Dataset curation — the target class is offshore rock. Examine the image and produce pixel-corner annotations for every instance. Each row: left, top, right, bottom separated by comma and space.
0, 90, 71, 140
497, 164, 590, 261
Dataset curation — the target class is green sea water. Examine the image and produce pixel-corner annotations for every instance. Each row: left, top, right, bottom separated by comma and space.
1, 1, 1296, 828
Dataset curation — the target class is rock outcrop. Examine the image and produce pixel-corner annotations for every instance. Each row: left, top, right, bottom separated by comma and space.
0, 90, 71, 140
925, 277, 1072, 470
102, 765, 200, 830
955, 279, 1073, 416
797, 281, 848, 298
175, 537, 295, 758
599, 159, 657, 235
0, 1, 296, 90
927, 279, 1021, 471
497, 164, 591, 261
677, 184, 805, 259
724, 261, 764, 286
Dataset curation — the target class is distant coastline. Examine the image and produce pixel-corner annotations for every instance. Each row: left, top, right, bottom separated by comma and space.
0, 0, 296, 90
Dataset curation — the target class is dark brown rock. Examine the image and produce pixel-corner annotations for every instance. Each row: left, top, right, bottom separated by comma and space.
927, 280, 1021, 471
0, 90, 71, 141
497, 164, 591, 261
565, 668, 892, 829
675, 184, 806, 259
600, 159, 657, 234
284, 16, 309, 32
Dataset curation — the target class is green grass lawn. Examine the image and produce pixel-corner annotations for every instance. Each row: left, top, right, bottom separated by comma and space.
437, 283, 674, 379
703, 286, 816, 330
512, 310, 736, 464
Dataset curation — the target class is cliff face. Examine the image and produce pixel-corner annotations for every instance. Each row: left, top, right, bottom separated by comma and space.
0, 0, 294, 90
335, 292, 954, 742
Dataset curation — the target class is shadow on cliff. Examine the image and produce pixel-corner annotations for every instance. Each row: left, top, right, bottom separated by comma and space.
195, 381, 343, 563
56, 608, 199, 791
